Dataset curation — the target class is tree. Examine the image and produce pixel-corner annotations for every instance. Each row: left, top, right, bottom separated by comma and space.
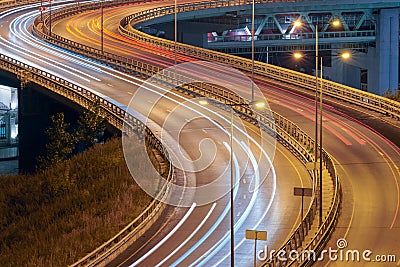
37, 113, 76, 169
383, 88, 400, 102
76, 100, 106, 149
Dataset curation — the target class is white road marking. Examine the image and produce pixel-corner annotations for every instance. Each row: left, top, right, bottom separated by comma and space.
155, 203, 217, 267
129, 203, 197, 266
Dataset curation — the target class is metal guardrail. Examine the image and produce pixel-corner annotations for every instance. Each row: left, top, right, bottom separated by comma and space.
0, 0, 41, 10
119, 0, 400, 121
32, 2, 340, 266
207, 30, 376, 43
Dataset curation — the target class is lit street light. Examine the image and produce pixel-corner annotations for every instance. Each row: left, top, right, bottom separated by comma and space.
199, 98, 266, 266
340, 51, 351, 59
293, 52, 303, 59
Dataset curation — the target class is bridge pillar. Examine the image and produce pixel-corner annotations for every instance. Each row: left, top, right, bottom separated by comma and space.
375, 8, 399, 95
330, 56, 361, 90
331, 8, 399, 95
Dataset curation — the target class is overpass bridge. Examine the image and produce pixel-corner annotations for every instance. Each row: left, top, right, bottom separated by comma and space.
0, 1, 399, 266
136, 0, 400, 95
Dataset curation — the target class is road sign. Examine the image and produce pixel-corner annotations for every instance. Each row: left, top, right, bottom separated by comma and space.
294, 187, 313, 197
246, 229, 267, 241
246, 230, 267, 267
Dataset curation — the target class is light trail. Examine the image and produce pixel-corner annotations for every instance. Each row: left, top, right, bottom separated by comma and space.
129, 202, 197, 267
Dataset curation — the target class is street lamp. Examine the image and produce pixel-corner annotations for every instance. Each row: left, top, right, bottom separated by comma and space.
251, 0, 255, 102
49, 0, 52, 36
40, 0, 43, 23
174, 0, 177, 65
294, 50, 350, 226
199, 98, 266, 266
100, 0, 104, 54
293, 18, 348, 226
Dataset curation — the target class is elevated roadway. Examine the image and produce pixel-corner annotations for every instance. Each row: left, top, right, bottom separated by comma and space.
0, 1, 313, 266
1, 1, 399, 266
51, 1, 400, 266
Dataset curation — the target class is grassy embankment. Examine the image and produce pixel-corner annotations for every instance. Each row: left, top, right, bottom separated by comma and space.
0, 138, 152, 266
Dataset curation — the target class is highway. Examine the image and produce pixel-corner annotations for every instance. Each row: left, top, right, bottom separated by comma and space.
0, 1, 314, 266
2, 0, 400, 266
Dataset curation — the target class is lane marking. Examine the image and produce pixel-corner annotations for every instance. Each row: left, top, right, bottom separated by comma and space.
130, 203, 197, 266
196, 141, 273, 266
155, 203, 217, 267
171, 147, 242, 267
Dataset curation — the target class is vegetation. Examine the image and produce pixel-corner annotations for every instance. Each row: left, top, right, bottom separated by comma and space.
0, 138, 152, 266
37, 113, 77, 169
76, 100, 106, 149
37, 101, 106, 170
383, 88, 400, 102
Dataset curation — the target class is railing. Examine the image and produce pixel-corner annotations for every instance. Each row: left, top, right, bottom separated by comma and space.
207, 30, 376, 43
0, 0, 45, 12
32, 2, 340, 266
119, 0, 400, 121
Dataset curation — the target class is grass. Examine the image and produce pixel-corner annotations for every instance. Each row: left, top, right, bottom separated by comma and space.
0, 138, 152, 266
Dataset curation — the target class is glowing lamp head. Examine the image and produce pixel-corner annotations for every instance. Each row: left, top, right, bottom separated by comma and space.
198, 99, 208, 105
331, 19, 341, 27
294, 20, 303, 27
341, 52, 351, 59
253, 100, 266, 110
293, 52, 303, 59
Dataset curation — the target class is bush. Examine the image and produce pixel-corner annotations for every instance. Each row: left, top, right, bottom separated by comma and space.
383, 88, 400, 102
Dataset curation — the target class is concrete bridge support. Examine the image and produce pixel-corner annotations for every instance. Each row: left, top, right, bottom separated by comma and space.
331, 8, 399, 95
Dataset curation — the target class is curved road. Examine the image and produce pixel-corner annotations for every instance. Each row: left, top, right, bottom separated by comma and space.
0, 1, 313, 266
1, 1, 399, 266
51, 1, 400, 266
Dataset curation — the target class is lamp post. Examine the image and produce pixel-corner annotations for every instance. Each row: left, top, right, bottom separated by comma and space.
174, 0, 177, 65
199, 99, 266, 266
292, 18, 348, 226
251, 0, 255, 102
100, 0, 104, 54
40, 0, 43, 23
49, 0, 52, 36
294, 50, 350, 226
